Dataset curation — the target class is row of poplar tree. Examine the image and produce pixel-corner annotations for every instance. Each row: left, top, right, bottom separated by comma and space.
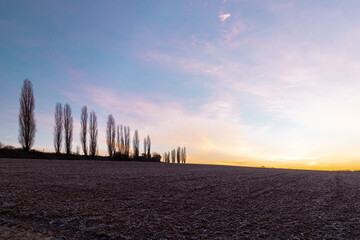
17, 78, 187, 163
163, 147, 186, 164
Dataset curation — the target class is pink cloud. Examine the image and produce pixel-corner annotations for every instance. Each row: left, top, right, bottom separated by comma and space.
224, 21, 245, 41
73, 86, 186, 128
143, 51, 225, 79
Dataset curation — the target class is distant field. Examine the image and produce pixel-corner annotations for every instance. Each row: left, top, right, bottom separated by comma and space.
1, 159, 360, 239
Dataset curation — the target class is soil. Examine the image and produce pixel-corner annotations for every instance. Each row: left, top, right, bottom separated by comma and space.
1, 158, 360, 239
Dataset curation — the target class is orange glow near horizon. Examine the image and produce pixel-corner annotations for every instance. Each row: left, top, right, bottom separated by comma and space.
187, 152, 360, 171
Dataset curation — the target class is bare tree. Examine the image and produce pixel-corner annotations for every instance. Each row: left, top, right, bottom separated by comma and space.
177, 147, 181, 163
143, 137, 147, 157
80, 105, 88, 156
182, 147, 187, 164
116, 125, 121, 154
124, 126, 130, 158
171, 149, 176, 163
18, 79, 36, 151
89, 110, 98, 158
164, 152, 170, 163
106, 114, 116, 157
133, 129, 139, 159
64, 104, 73, 154
120, 125, 125, 155
53, 103, 63, 154
146, 135, 151, 159
142, 135, 151, 159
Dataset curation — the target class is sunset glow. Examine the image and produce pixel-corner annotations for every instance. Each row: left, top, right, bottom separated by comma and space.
1, 1, 360, 170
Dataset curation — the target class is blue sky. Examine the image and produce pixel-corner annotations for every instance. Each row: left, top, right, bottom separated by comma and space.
1, 0, 360, 169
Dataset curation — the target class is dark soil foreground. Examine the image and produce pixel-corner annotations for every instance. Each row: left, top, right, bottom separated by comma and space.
1, 159, 360, 239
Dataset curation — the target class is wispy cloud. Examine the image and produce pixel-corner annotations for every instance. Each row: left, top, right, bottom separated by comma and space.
224, 20, 245, 41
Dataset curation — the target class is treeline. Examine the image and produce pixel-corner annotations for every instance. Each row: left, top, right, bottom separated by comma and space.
163, 147, 186, 164
13, 78, 187, 163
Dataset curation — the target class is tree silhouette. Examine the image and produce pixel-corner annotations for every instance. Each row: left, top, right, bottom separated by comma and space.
64, 104, 73, 154
177, 147, 181, 163
133, 129, 139, 159
146, 135, 151, 159
120, 124, 125, 155
53, 103, 63, 154
116, 125, 121, 154
182, 147, 186, 163
106, 114, 116, 157
143, 135, 151, 160
89, 110, 98, 158
165, 151, 170, 163
143, 137, 147, 157
18, 79, 36, 151
152, 152, 161, 162
80, 105, 88, 156
171, 149, 176, 163
124, 126, 130, 158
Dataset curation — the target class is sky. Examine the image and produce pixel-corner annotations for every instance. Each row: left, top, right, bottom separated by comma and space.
1, 0, 360, 170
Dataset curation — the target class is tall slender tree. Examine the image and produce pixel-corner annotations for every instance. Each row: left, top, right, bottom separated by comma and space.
124, 126, 130, 158
182, 147, 187, 164
177, 147, 181, 163
120, 124, 125, 155
146, 135, 151, 159
171, 149, 176, 163
80, 105, 88, 156
64, 104, 73, 154
89, 110, 98, 158
143, 137, 147, 157
106, 114, 116, 157
116, 125, 121, 154
133, 129, 139, 159
18, 79, 36, 151
53, 103, 63, 154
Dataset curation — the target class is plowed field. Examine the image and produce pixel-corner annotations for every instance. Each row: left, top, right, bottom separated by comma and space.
1, 158, 360, 239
